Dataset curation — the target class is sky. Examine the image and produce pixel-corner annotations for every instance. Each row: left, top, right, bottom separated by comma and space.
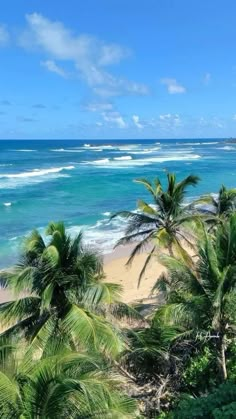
1, 0, 236, 139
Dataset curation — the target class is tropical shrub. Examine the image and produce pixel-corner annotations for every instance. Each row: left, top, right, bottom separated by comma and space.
173, 381, 236, 419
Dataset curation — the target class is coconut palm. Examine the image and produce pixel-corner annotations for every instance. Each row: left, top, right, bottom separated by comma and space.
0, 222, 124, 358
112, 173, 200, 286
0, 340, 137, 418
193, 184, 236, 223
154, 213, 236, 381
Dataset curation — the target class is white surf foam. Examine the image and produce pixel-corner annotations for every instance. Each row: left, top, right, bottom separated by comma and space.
0, 166, 74, 189
129, 150, 154, 154
83, 144, 116, 150
118, 145, 141, 151
218, 146, 235, 150
129, 147, 161, 155
67, 216, 125, 254
51, 148, 84, 153
90, 158, 110, 165
9, 236, 18, 241
144, 154, 201, 163
89, 148, 103, 152
3, 202, 12, 207
0, 174, 70, 190
84, 154, 201, 168
14, 149, 36, 152
102, 145, 116, 149
114, 156, 132, 161
176, 142, 218, 146
176, 142, 201, 146
0, 166, 75, 179
51, 148, 66, 152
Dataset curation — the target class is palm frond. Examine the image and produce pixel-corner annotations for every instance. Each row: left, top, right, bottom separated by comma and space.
115, 228, 155, 248
126, 230, 156, 267
134, 177, 157, 197
0, 371, 20, 411
0, 296, 40, 328
137, 246, 156, 288
62, 305, 124, 357
82, 282, 123, 306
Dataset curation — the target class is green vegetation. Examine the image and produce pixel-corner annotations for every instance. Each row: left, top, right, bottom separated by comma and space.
0, 221, 125, 358
0, 341, 136, 418
1, 173, 236, 417
193, 184, 236, 225
112, 173, 200, 285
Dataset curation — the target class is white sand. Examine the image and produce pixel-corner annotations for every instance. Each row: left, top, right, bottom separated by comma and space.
104, 245, 166, 304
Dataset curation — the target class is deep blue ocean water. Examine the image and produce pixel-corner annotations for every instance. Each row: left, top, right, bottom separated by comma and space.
0, 138, 235, 268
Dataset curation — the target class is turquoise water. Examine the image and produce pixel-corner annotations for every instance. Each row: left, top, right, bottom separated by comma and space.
0, 138, 235, 268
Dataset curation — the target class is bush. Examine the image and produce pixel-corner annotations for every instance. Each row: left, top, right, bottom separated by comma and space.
182, 346, 217, 392
173, 381, 236, 418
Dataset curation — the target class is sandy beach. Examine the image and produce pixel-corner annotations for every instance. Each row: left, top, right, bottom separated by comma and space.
104, 245, 165, 304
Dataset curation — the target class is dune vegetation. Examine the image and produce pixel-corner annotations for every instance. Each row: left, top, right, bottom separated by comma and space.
1, 173, 236, 418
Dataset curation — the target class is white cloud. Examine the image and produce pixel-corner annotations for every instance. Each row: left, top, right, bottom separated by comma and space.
158, 113, 182, 128
159, 113, 171, 120
0, 25, 9, 46
93, 80, 149, 97
84, 102, 113, 112
161, 78, 186, 94
132, 114, 143, 129
20, 13, 148, 98
41, 60, 67, 78
233, 114, 236, 120
102, 111, 127, 128
199, 116, 223, 129
98, 44, 130, 66
203, 72, 211, 85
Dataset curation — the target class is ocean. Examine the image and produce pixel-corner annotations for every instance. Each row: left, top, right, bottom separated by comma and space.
0, 138, 235, 268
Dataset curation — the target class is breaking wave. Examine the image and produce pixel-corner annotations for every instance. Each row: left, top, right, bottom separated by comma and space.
0, 166, 75, 190
0, 166, 75, 179
51, 148, 84, 153
83, 154, 201, 168
114, 156, 132, 161
14, 149, 36, 152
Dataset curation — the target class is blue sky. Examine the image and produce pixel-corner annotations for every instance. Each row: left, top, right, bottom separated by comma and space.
1, 0, 236, 139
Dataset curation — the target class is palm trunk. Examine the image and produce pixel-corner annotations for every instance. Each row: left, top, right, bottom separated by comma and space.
218, 333, 227, 381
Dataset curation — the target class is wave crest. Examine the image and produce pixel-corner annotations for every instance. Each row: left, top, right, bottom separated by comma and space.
0, 166, 75, 179
114, 156, 132, 161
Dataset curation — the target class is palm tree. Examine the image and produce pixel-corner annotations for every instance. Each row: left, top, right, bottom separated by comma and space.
0, 222, 124, 358
193, 184, 236, 223
154, 213, 236, 381
112, 173, 200, 286
0, 340, 137, 418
